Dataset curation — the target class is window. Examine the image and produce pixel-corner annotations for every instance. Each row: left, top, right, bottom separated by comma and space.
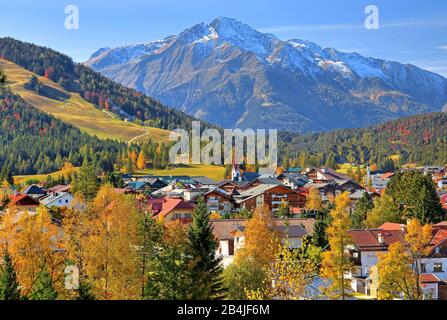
434, 263, 443, 273
420, 263, 427, 273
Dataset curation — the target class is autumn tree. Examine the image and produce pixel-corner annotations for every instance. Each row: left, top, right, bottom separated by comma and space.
320, 192, 353, 300
366, 194, 403, 228
83, 185, 140, 300
130, 150, 138, 166
137, 150, 146, 170
0, 249, 21, 300
307, 188, 323, 214
0, 206, 65, 298
266, 242, 318, 299
377, 219, 432, 300
187, 197, 225, 299
61, 162, 75, 181
235, 205, 279, 269
62, 197, 95, 300
223, 257, 267, 300
275, 199, 291, 218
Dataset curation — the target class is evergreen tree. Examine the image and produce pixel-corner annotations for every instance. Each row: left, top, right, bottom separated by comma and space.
138, 212, 163, 298
0, 69, 6, 85
351, 192, 374, 229
30, 268, 58, 300
71, 159, 99, 201
386, 170, 445, 223
0, 250, 21, 300
187, 197, 225, 299
312, 216, 329, 248
76, 281, 95, 300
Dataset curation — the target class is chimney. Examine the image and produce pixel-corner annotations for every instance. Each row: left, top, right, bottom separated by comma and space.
377, 233, 384, 244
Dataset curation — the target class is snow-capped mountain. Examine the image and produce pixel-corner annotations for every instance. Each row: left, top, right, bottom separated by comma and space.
86, 17, 447, 132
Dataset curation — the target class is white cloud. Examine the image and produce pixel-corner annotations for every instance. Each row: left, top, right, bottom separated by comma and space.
438, 45, 447, 50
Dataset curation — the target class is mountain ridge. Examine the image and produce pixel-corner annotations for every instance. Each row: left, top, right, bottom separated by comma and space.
86, 17, 447, 133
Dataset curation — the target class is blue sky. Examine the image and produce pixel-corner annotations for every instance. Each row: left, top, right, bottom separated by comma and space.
1, 0, 447, 76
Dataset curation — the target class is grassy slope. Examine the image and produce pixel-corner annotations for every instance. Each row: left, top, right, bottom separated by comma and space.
14, 167, 80, 185
134, 164, 226, 181
0, 58, 171, 143
2, 59, 226, 182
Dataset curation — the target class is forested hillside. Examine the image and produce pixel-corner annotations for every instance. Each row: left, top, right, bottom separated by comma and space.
0, 86, 123, 174
0, 37, 197, 131
279, 112, 447, 168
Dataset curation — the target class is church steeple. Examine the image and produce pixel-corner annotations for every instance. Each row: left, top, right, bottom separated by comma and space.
231, 149, 242, 182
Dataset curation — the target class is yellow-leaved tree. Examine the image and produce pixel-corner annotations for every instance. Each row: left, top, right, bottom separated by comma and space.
83, 184, 140, 300
376, 219, 432, 300
0, 206, 65, 297
235, 205, 279, 269
320, 192, 353, 300
246, 241, 319, 300
307, 188, 323, 214
62, 195, 93, 299
137, 150, 146, 170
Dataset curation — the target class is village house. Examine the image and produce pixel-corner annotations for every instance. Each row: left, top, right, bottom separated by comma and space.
210, 218, 316, 267
369, 172, 395, 192
347, 222, 447, 300
150, 198, 195, 223
276, 172, 310, 190
234, 184, 307, 214
203, 188, 235, 215
304, 167, 351, 184
8, 194, 40, 213
40, 191, 75, 209
22, 184, 47, 200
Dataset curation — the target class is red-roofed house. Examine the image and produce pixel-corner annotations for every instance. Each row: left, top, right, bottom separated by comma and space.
420, 274, 447, 300
8, 194, 40, 212
379, 222, 405, 231
440, 194, 447, 210
347, 224, 447, 299
152, 198, 195, 223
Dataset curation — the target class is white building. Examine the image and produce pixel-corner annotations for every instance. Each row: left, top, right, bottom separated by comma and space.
40, 192, 74, 208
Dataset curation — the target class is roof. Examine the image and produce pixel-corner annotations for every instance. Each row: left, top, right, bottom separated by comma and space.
204, 187, 233, 200
23, 185, 46, 195
280, 173, 309, 187
241, 171, 260, 182
420, 274, 443, 284
380, 172, 395, 179
349, 229, 405, 251
126, 181, 148, 190
10, 194, 40, 206
430, 228, 447, 252
155, 198, 195, 218
191, 176, 218, 185
210, 218, 315, 240
230, 224, 308, 239
435, 221, 447, 228
308, 168, 352, 183
379, 222, 404, 231
46, 185, 70, 193
235, 184, 300, 203
146, 178, 167, 186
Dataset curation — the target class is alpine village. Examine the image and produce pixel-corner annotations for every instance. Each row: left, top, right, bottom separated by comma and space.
1, 34, 447, 301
